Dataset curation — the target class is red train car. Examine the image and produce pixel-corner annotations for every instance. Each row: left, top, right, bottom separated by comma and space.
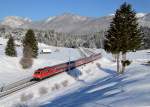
33, 53, 101, 80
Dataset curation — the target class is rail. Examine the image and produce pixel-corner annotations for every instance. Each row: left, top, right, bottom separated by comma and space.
0, 49, 101, 99
2, 77, 33, 92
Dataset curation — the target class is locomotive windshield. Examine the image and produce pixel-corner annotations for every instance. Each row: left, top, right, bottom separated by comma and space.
35, 72, 40, 74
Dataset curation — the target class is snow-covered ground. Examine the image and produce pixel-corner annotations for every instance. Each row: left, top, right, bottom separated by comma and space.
37, 50, 150, 107
0, 37, 81, 86
38, 51, 150, 107
0, 37, 150, 107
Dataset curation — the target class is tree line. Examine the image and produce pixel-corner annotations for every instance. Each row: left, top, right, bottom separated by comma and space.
0, 24, 149, 50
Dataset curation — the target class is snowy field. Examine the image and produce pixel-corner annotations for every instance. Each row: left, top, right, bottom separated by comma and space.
38, 50, 150, 107
0, 37, 82, 86
0, 37, 150, 107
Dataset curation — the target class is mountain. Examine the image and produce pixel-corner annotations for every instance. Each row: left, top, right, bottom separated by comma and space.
1, 16, 31, 28
0, 13, 149, 33
136, 13, 146, 18
23, 13, 95, 33
138, 13, 150, 27
26, 13, 113, 33
0, 13, 149, 49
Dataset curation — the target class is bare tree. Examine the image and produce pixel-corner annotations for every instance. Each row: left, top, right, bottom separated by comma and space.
20, 45, 33, 69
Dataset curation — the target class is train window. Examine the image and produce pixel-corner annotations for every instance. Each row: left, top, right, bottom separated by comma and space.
44, 69, 49, 72
38, 68, 42, 70
35, 72, 40, 74
55, 64, 67, 69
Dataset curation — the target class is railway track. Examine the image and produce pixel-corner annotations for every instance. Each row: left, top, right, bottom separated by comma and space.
0, 71, 68, 99
0, 81, 37, 98
0, 49, 100, 99
78, 48, 87, 58
82, 48, 96, 56
1, 77, 33, 92
78, 47, 95, 57
0, 76, 39, 98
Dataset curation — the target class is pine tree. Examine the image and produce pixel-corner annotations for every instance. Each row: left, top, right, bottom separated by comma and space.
5, 35, 17, 57
104, 2, 142, 73
23, 29, 38, 58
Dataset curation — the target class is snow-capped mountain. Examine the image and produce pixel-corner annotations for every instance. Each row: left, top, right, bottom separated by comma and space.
136, 13, 147, 18
45, 13, 89, 23
1, 16, 32, 28
45, 16, 56, 23
0, 12, 149, 33
21, 13, 95, 33
108, 12, 147, 18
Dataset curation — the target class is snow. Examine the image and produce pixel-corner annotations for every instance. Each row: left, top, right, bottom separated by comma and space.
108, 13, 147, 18
0, 37, 81, 86
1, 16, 31, 28
0, 37, 150, 107
37, 64, 150, 107
108, 13, 115, 16
46, 16, 56, 22
86, 82, 117, 94
0, 58, 108, 107
36, 49, 150, 107
73, 16, 87, 21
136, 13, 146, 18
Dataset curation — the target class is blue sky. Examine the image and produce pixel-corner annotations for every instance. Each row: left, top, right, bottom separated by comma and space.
0, 0, 149, 20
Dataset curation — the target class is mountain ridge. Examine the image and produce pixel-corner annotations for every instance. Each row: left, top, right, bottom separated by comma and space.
0, 12, 149, 33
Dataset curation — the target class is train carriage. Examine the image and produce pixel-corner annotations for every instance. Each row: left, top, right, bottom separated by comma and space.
33, 53, 101, 80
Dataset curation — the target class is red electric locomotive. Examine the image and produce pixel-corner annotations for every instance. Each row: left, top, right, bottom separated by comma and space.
32, 53, 101, 80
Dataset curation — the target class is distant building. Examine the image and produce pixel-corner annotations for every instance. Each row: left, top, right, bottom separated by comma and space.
40, 49, 52, 54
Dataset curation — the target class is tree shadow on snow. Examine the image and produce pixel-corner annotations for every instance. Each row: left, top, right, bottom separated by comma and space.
40, 70, 139, 107
40, 64, 140, 107
66, 68, 82, 80
96, 63, 117, 75
100, 67, 117, 75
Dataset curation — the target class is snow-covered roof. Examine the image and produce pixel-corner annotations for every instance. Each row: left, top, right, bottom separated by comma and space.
41, 49, 52, 53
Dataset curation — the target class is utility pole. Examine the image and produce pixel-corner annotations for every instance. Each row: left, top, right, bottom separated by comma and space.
68, 56, 71, 72
0, 83, 5, 92
68, 48, 71, 72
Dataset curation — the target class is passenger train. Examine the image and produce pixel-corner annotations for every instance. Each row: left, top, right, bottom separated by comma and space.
33, 53, 101, 80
